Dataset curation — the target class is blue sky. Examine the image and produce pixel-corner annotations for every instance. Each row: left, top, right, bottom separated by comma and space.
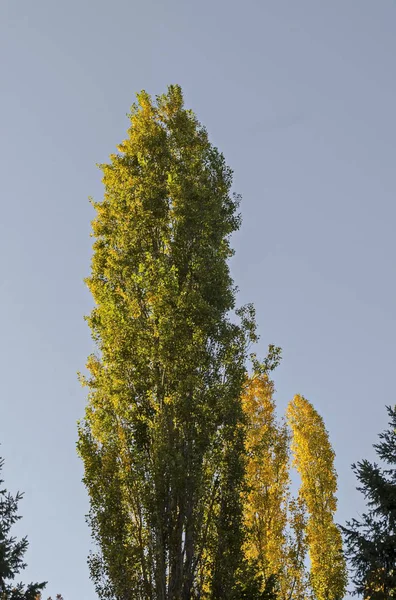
1, 1, 395, 598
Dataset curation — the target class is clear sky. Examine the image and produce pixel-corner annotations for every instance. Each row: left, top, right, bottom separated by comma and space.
1, 1, 395, 598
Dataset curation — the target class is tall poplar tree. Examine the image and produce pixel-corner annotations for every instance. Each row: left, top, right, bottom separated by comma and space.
242, 374, 290, 595
287, 396, 347, 600
242, 377, 311, 600
78, 85, 259, 599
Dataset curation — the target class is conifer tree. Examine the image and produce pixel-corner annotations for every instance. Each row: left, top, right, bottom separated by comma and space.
342, 406, 396, 599
78, 85, 261, 599
0, 456, 46, 600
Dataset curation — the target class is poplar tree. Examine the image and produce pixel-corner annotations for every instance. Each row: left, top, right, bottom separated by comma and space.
242, 377, 310, 600
287, 396, 347, 600
242, 374, 290, 595
78, 85, 259, 599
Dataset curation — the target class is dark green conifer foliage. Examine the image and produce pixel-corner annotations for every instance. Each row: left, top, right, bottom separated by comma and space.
0, 456, 46, 600
342, 406, 396, 598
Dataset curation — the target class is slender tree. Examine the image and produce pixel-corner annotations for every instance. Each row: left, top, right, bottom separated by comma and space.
287, 396, 347, 600
242, 374, 290, 595
342, 405, 396, 599
0, 456, 47, 600
284, 495, 310, 600
242, 376, 312, 600
78, 85, 261, 599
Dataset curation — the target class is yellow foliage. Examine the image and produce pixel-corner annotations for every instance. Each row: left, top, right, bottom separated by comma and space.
242, 375, 291, 595
243, 384, 347, 600
287, 395, 347, 600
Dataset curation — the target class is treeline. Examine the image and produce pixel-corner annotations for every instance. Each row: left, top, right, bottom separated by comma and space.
1, 86, 394, 599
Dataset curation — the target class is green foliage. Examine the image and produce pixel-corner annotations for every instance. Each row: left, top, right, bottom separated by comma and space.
250, 345, 282, 377
78, 85, 264, 599
342, 406, 396, 599
0, 456, 46, 600
236, 562, 277, 600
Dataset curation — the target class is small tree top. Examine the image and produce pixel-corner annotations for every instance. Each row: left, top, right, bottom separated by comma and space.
0, 455, 47, 600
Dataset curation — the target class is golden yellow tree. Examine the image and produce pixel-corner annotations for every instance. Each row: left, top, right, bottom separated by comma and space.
242, 375, 312, 599
242, 375, 289, 583
284, 495, 311, 600
243, 382, 347, 600
287, 395, 347, 600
